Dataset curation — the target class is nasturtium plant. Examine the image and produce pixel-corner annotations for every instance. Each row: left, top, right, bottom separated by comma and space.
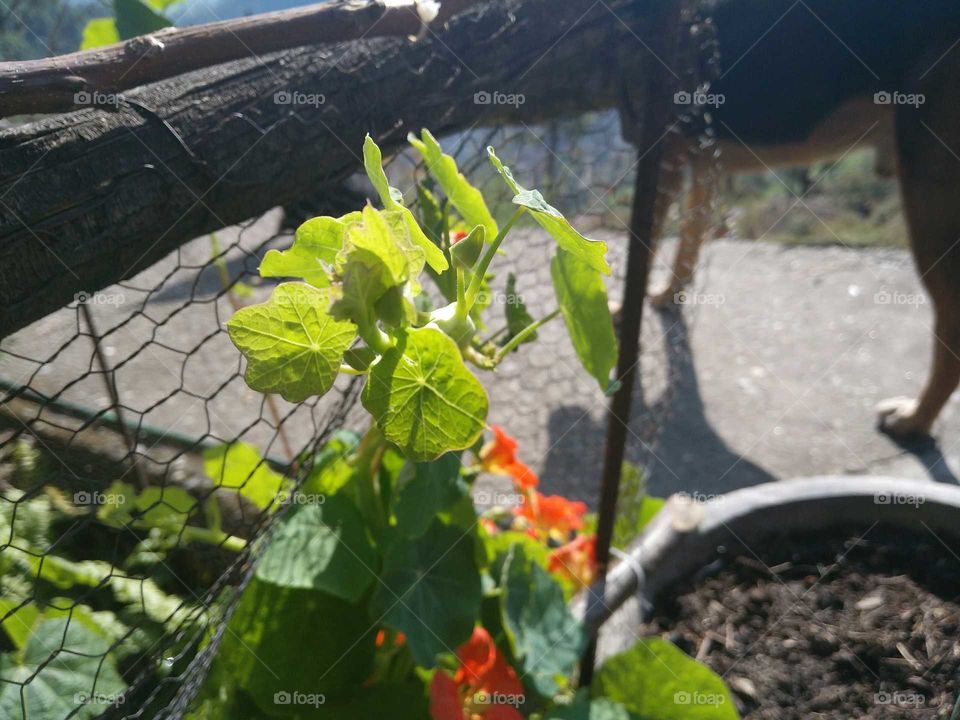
227, 132, 618, 460
208, 133, 736, 720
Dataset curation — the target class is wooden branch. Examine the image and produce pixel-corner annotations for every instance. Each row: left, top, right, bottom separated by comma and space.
0, 0, 658, 339
0, 0, 467, 118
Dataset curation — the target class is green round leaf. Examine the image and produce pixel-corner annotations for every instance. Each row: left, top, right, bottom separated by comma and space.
227, 283, 357, 403
502, 544, 585, 696
255, 495, 376, 603
361, 327, 488, 461
370, 520, 481, 667
0, 618, 126, 720
594, 637, 740, 720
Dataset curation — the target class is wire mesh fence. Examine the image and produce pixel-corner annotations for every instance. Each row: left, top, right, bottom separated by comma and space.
0, 3, 721, 711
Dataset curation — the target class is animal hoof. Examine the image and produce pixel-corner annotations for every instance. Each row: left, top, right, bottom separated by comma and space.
876, 397, 931, 439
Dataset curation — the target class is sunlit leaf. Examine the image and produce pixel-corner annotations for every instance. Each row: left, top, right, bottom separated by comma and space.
80, 18, 120, 49
203, 443, 287, 510
408, 129, 499, 241
488, 147, 610, 275
594, 637, 740, 720
332, 206, 424, 328
227, 282, 357, 403
255, 494, 376, 602
370, 520, 481, 666
259, 215, 354, 287
551, 249, 618, 390
362, 327, 488, 461
363, 135, 448, 273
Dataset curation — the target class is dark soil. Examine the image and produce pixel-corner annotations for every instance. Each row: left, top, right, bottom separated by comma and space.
641, 526, 960, 719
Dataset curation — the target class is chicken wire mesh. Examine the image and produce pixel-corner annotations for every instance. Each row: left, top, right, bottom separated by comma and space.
0, 7, 720, 715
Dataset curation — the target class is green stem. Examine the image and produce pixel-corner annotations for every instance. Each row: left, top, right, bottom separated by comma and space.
339, 365, 368, 376
464, 208, 524, 311
352, 425, 387, 530
455, 266, 468, 321
494, 308, 561, 363
358, 320, 393, 355
182, 526, 247, 553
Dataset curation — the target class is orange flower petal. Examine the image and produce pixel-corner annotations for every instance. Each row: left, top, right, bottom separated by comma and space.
430, 672, 465, 720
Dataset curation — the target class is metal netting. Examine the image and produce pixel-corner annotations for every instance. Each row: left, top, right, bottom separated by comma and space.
0, 5, 721, 715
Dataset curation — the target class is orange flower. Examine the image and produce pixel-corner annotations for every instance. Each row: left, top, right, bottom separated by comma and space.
451, 230, 469, 244
479, 425, 538, 489
375, 629, 406, 648
513, 491, 586, 543
430, 627, 524, 720
548, 534, 597, 588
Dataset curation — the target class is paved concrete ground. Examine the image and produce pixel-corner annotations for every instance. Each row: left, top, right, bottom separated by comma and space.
3, 218, 958, 501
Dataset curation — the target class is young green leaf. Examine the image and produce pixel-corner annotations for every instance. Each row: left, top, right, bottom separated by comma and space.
202, 443, 287, 510
370, 520, 481, 667
255, 494, 376, 602
551, 249, 618, 390
260, 215, 355, 287
361, 327, 488, 461
502, 544, 585, 696
502, 273, 538, 348
363, 135, 448, 273
450, 225, 485, 269
488, 147, 611, 275
0, 618, 127, 720
593, 637, 740, 720
408, 129, 499, 240
333, 206, 424, 329
227, 282, 357, 403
